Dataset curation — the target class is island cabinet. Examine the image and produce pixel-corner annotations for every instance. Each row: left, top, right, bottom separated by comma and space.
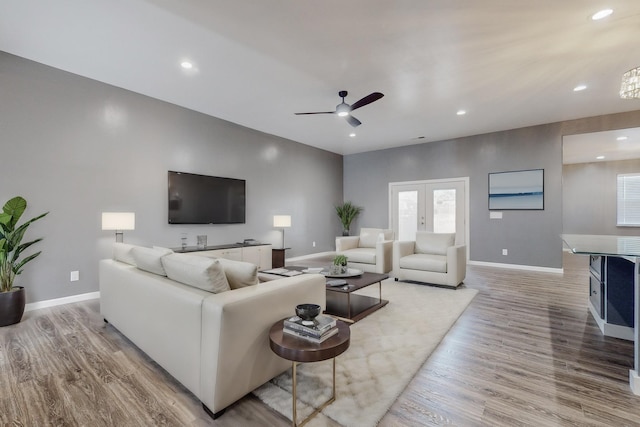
562, 234, 640, 396
590, 255, 635, 335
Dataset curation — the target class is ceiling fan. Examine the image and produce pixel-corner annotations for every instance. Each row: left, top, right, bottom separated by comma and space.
295, 90, 384, 127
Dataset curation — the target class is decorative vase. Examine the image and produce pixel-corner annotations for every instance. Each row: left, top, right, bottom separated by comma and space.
330, 265, 348, 275
0, 287, 26, 327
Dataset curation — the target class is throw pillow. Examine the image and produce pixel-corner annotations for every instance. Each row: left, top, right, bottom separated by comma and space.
131, 246, 173, 276
216, 257, 259, 289
113, 242, 137, 266
162, 253, 230, 293
415, 232, 455, 255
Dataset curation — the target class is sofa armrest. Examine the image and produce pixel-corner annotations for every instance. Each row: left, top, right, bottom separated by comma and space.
336, 236, 359, 252
199, 274, 326, 413
446, 244, 467, 285
375, 240, 394, 274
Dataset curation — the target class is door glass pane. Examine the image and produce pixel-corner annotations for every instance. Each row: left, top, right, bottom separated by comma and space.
433, 189, 456, 233
398, 190, 418, 241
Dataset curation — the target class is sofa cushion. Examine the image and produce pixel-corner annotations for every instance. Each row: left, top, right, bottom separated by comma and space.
131, 246, 173, 276
216, 257, 259, 289
153, 246, 175, 254
399, 253, 447, 273
359, 228, 384, 248
162, 253, 230, 293
340, 247, 376, 264
113, 242, 138, 266
415, 232, 455, 256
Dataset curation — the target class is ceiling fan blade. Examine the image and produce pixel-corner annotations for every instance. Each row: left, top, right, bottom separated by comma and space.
294, 111, 335, 115
345, 115, 361, 127
350, 92, 384, 111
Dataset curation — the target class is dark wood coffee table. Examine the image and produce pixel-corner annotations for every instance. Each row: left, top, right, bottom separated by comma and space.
258, 266, 389, 323
269, 319, 350, 427
324, 271, 389, 323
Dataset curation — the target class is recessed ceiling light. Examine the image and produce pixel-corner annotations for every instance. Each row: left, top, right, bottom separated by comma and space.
573, 85, 587, 92
181, 61, 193, 69
596, 155, 605, 160
617, 136, 628, 141
592, 9, 613, 20
456, 110, 466, 116
349, 133, 356, 138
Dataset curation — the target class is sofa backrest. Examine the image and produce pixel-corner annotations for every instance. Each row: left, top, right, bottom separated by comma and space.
358, 228, 394, 248
415, 231, 455, 255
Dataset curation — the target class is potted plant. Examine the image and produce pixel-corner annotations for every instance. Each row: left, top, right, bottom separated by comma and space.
331, 254, 349, 275
335, 201, 363, 236
0, 196, 48, 327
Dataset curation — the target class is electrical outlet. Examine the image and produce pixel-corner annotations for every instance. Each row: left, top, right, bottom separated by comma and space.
312, 241, 316, 247
70, 271, 79, 281
502, 249, 508, 256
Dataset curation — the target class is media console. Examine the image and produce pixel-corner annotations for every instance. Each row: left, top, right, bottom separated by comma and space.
174, 243, 272, 271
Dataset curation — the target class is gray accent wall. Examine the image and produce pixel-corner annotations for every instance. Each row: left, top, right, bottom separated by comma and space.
563, 159, 640, 236
344, 111, 640, 269
1, 52, 343, 304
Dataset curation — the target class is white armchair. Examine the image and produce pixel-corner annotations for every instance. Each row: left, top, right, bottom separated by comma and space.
393, 231, 466, 288
335, 228, 394, 274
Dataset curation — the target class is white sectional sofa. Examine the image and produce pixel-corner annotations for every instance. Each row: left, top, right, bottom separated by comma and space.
99, 243, 326, 418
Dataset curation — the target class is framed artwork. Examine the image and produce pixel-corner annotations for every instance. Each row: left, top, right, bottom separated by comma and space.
488, 169, 544, 210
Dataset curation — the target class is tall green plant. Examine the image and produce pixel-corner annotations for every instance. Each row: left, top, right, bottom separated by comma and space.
335, 201, 363, 235
0, 197, 48, 292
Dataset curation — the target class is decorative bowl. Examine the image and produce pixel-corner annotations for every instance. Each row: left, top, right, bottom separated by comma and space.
295, 303, 321, 321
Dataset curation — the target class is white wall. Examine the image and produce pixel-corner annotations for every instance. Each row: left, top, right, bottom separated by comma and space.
0, 51, 344, 304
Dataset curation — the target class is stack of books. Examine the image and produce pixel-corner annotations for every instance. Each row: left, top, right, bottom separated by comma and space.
283, 314, 338, 343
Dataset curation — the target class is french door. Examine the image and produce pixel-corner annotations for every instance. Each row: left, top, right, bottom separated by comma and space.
389, 178, 468, 247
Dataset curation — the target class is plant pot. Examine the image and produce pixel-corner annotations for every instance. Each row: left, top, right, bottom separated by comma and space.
330, 265, 348, 275
0, 287, 26, 327
342, 229, 350, 236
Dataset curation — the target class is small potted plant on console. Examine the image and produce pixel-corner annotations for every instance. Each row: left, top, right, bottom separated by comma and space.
331, 254, 349, 275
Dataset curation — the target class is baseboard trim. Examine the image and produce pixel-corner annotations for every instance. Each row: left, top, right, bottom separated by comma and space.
25, 291, 101, 312
468, 260, 563, 274
630, 370, 640, 395
286, 251, 334, 263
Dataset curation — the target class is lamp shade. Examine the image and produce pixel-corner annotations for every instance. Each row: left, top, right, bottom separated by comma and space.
102, 212, 135, 230
273, 215, 291, 228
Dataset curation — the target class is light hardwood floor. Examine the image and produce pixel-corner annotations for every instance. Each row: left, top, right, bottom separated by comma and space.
1, 253, 639, 426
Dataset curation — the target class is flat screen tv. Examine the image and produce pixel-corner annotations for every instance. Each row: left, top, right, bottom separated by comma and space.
168, 171, 246, 224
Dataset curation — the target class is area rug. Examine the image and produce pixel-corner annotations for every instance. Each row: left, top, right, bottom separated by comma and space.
252, 280, 478, 427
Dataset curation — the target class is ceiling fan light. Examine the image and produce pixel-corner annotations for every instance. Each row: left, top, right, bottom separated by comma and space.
620, 66, 640, 99
336, 103, 350, 116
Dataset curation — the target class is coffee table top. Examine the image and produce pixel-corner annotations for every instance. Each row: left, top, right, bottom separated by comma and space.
269, 319, 350, 363
326, 272, 388, 293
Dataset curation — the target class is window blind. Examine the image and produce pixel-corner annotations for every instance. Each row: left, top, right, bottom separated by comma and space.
617, 173, 640, 226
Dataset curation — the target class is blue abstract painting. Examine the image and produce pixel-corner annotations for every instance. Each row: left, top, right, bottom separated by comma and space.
489, 169, 544, 210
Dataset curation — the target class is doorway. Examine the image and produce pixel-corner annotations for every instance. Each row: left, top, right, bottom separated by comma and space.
389, 178, 469, 249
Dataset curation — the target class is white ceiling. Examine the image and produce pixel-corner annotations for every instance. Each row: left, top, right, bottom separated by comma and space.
1, 0, 640, 155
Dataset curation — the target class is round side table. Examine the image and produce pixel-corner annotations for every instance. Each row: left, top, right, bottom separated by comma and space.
269, 319, 350, 427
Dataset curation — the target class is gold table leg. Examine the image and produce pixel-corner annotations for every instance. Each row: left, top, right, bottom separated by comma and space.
291, 358, 336, 427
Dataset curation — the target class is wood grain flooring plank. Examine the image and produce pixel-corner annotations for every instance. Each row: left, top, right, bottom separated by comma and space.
2, 252, 640, 426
